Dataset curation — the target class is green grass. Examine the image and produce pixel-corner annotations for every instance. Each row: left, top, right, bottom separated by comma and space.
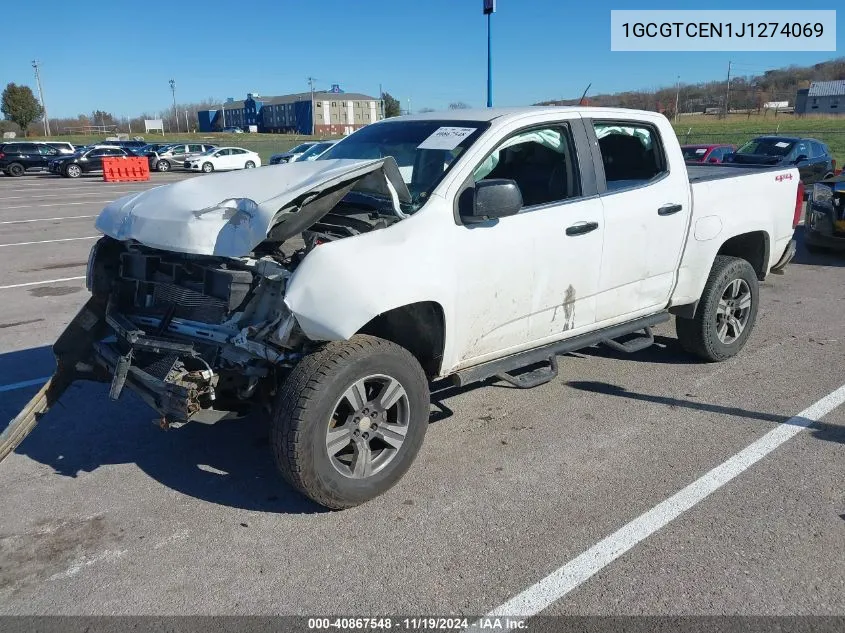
671, 113, 845, 165
23, 132, 340, 163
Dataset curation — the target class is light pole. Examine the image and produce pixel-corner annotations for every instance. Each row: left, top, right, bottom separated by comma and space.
169, 79, 179, 133
674, 75, 680, 123
221, 103, 226, 129
32, 60, 50, 136
484, 1, 496, 107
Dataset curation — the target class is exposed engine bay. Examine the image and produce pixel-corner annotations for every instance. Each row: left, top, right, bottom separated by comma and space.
83, 202, 400, 427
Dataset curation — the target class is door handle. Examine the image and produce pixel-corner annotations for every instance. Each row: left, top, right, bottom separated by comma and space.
566, 221, 599, 236
658, 204, 683, 216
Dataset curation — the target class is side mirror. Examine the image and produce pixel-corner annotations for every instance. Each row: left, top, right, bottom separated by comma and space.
794, 154, 808, 164
461, 179, 523, 224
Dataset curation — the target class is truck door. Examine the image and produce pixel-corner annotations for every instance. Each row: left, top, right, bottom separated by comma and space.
588, 119, 691, 323
453, 120, 603, 365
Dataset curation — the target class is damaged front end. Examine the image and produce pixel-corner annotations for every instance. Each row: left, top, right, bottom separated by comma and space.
1, 158, 409, 462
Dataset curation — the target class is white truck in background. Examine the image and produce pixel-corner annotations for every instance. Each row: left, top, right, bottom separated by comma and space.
3, 107, 801, 509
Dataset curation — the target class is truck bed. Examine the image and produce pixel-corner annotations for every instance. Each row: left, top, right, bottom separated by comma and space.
687, 163, 786, 184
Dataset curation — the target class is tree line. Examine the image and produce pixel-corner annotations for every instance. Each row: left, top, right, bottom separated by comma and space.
536, 57, 845, 118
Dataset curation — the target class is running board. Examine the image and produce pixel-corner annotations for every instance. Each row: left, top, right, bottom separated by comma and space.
452, 312, 670, 388
496, 356, 558, 389
602, 326, 655, 354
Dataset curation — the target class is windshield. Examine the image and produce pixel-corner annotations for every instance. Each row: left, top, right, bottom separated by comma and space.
737, 138, 794, 157
298, 142, 335, 161
318, 119, 490, 208
290, 143, 315, 154
682, 146, 709, 160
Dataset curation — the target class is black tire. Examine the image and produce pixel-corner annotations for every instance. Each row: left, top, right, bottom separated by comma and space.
156, 160, 170, 172
201, 162, 214, 173
64, 164, 82, 178
7, 163, 25, 177
245, 160, 255, 169
271, 334, 430, 509
676, 255, 759, 362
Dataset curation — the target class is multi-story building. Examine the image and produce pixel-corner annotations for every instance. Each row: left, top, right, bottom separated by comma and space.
197, 87, 383, 134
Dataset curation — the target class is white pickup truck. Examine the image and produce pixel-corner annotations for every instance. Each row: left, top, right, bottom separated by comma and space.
3, 107, 801, 509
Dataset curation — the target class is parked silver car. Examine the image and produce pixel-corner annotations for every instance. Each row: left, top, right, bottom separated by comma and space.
150, 143, 217, 172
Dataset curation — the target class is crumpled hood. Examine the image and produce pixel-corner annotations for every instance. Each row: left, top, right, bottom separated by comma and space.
95, 158, 411, 256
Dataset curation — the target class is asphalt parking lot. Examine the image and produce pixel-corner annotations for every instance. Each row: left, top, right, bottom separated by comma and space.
0, 172, 843, 618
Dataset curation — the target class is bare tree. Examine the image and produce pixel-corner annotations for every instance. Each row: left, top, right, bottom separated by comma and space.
449, 102, 471, 109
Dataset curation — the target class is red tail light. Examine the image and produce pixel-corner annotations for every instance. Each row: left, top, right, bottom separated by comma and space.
793, 181, 805, 229
0, 153, 5, 160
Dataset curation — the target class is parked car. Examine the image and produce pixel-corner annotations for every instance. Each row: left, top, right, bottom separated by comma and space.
681, 144, 735, 164
136, 143, 171, 155
805, 176, 845, 252
222, 127, 244, 134
0, 142, 60, 176
45, 142, 77, 155
726, 136, 835, 188
50, 146, 138, 178
184, 147, 260, 172
148, 143, 217, 172
7, 107, 802, 509
269, 142, 317, 165
98, 139, 148, 151
295, 140, 338, 161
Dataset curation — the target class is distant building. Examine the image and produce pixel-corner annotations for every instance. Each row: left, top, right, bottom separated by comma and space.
197, 87, 383, 134
795, 80, 845, 115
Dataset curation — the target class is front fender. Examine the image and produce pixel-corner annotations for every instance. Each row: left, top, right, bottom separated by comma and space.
283, 213, 455, 344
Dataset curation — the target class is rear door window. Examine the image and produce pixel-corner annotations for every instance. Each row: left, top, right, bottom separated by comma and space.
19, 143, 38, 154
593, 122, 666, 191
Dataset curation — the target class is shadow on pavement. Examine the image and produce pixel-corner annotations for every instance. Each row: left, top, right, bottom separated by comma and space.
790, 226, 845, 268
0, 346, 326, 515
567, 380, 845, 445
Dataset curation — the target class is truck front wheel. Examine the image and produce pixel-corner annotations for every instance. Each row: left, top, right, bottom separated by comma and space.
676, 255, 759, 362
271, 335, 430, 509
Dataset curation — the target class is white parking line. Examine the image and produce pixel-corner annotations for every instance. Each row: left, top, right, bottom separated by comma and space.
0, 191, 139, 200
0, 215, 96, 225
0, 276, 85, 290
0, 377, 51, 393
0, 236, 97, 247
468, 383, 845, 624
2, 202, 103, 209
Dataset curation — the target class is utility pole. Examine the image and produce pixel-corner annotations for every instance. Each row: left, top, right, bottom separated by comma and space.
724, 61, 732, 119
407, 97, 412, 115
674, 75, 680, 123
32, 60, 50, 136
307, 76, 317, 135
185, 109, 189, 133
484, 1, 496, 107
169, 79, 179, 133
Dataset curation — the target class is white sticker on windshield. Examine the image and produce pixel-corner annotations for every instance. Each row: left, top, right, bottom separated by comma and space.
775, 141, 790, 148
418, 127, 476, 150
695, 148, 707, 154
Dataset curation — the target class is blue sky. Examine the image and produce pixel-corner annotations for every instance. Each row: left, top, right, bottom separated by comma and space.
0, 0, 840, 118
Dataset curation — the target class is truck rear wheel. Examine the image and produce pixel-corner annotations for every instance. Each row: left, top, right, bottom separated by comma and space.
271, 335, 430, 509
676, 255, 759, 362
